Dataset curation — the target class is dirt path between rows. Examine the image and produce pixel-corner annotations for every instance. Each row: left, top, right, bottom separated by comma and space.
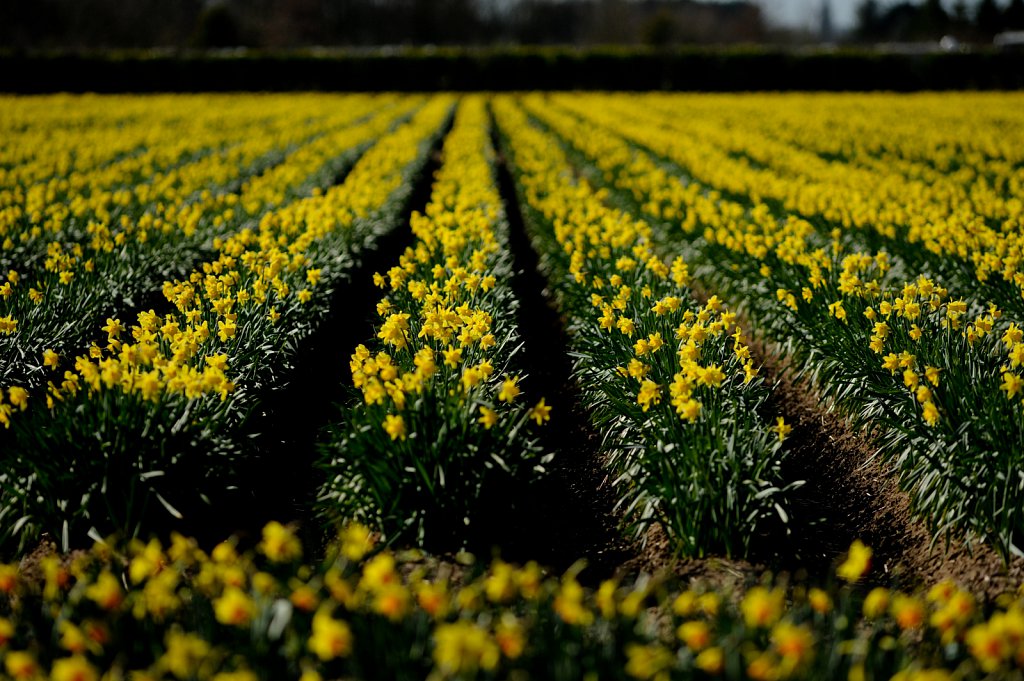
713, 288, 1024, 600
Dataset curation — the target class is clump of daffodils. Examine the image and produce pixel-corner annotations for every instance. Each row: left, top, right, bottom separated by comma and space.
1, 531, 1023, 680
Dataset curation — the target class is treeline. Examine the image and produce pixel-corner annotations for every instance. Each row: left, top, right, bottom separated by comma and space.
0, 0, 763, 50
1, 49, 1022, 93
854, 0, 1024, 42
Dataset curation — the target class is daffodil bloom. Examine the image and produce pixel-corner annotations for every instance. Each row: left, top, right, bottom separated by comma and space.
694, 647, 724, 675
339, 523, 374, 562
433, 621, 500, 673
677, 620, 711, 651
0, 618, 13, 647
528, 398, 551, 425
863, 587, 890, 618
741, 586, 785, 628
773, 416, 791, 443
624, 643, 674, 679
213, 587, 254, 627
383, 414, 406, 441
891, 594, 926, 630
808, 588, 831, 614
837, 540, 872, 582
309, 609, 353, 660
6, 387, 28, 411
1001, 372, 1024, 399
478, 406, 498, 429
771, 621, 814, 667
497, 376, 520, 403
259, 521, 302, 563
84, 571, 123, 611
50, 656, 99, 681
4, 651, 38, 680
966, 621, 1010, 672
636, 381, 661, 412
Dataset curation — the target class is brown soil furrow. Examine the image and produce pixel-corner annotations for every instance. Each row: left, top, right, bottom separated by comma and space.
480, 140, 639, 583
711, 285, 1024, 600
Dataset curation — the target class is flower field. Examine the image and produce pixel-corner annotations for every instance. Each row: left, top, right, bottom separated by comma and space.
2, 92, 1024, 679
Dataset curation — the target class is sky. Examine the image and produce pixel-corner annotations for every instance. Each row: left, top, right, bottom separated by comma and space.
758, 0, 860, 30
724, 0, 1004, 31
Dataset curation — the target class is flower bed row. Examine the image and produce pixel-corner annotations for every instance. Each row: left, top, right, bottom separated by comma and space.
523, 94, 1024, 559
556, 92, 1024, 320
0, 96, 411, 393
0, 97, 454, 555
317, 95, 551, 547
0, 524, 1020, 680
493, 96, 795, 558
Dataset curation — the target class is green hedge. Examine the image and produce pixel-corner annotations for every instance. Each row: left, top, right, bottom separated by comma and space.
2, 48, 1023, 92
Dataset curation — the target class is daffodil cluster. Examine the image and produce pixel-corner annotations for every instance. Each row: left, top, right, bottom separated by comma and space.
0, 96, 454, 555
0, 95, 407, 397
493, 96, 793, 558
318, 96, 550, 546
563, 92, 1024, 318
1, 528, 1023, 681
527, 93, 1024, 560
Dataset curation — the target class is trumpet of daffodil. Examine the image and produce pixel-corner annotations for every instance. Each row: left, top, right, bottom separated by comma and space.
891, 593, 926, 630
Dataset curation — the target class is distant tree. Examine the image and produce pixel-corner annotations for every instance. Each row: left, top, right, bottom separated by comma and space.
951, 0, 968, 24
641, 8, 676, 46
919, 0, 950, 37
855, 0, 881, 40
193, 4, 242, 47
880, 1, 919, 41
976, 0, 1003, 37
1006, 0, 1024, 29
587, 0, 635, 44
